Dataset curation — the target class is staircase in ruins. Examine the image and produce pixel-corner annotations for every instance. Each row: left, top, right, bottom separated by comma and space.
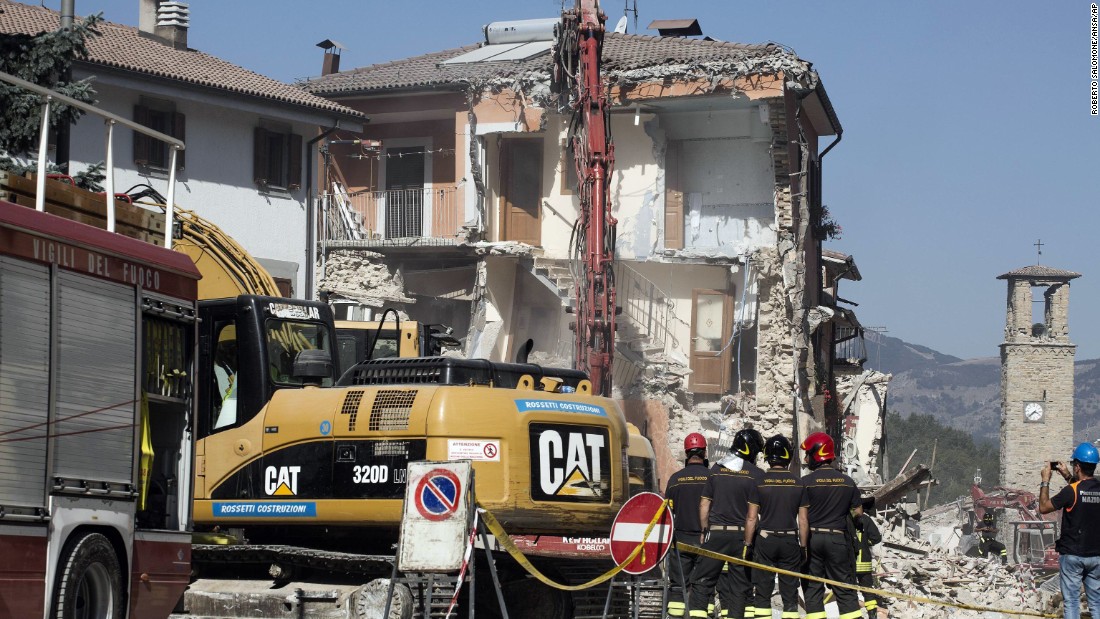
530, 257, 676, 389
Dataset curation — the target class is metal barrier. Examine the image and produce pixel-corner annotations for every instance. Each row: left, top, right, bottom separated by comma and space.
0, 70, 185, 247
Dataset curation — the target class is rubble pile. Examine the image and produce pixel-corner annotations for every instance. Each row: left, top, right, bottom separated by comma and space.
319, 250, 414, 307
869, 515, 1060, 619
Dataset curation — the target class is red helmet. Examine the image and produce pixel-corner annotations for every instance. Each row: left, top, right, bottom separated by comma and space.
801, 432, 835, 465
684, 432, 707, 453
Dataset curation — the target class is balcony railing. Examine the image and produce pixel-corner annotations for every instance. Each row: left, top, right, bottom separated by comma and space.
322, 185, 462, 247
834, 325, 867, 367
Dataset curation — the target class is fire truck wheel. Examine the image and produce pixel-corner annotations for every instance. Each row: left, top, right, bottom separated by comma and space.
51, 532, 123, 619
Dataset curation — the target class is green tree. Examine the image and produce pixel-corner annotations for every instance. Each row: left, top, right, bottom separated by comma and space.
0, 13, 103, 188
886, 412, 1000, 506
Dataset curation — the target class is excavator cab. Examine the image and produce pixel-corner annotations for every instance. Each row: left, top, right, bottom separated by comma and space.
197, 295, 339, 439
334, 319, 461, 374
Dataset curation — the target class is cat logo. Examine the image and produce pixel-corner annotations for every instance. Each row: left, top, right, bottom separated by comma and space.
265, 466, 301, 496
529, 423, 611, 503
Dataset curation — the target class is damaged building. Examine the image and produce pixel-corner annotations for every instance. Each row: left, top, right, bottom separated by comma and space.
300, 18, 885, 485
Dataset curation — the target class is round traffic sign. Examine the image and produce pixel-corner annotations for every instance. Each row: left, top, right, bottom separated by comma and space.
414, 468, 463, 522
609, 491, 674, 575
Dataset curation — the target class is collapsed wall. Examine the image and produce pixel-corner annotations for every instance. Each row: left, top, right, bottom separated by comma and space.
318, 250, 414, 308
867, 510, 1060, 619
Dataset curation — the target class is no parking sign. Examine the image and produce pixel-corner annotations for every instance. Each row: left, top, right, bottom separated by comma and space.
398, 461, 472, 572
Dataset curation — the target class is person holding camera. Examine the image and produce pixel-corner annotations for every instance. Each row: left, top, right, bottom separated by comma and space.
1039, 443, 1100, 619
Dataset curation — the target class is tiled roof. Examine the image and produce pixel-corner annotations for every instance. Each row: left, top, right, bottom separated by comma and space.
301, 31, 811, 97
997, 265, 1082, 280
0, 1, 364, 120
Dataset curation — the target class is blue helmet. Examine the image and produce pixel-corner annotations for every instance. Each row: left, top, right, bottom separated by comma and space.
1071, 442, 1099, 465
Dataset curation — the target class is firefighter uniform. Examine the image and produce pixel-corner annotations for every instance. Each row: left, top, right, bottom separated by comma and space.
751, 467, 807, 619
714, 459, 764, 619
665, 459, 711, 617
801, 465, 862, 619
854, 512, 882, 615
977, 514, 1008, 564
688, 464, 763, 619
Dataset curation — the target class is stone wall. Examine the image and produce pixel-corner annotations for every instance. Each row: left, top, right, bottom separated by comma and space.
1000, 342, 1076, 492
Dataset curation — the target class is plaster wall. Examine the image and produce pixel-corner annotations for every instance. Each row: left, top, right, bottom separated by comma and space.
483, 256, 518, 361
67, 73, 319, 296
626, 262, 734, 388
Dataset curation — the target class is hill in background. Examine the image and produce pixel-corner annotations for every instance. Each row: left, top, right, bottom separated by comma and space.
865, 331, 1100, 446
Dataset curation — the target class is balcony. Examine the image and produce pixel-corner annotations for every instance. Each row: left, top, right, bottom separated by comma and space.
323, 185, 463, 247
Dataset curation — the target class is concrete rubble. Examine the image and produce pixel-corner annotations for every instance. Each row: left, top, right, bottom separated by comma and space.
851, 508, 1062, 619
318, 250, 414, 307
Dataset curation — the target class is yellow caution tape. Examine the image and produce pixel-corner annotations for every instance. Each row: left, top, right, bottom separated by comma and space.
478, 500, 670, 592
678, 543, 1060, 619
479, 505, 1058, 618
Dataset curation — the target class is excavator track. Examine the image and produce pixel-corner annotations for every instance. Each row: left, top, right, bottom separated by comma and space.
193, 544, 396, 578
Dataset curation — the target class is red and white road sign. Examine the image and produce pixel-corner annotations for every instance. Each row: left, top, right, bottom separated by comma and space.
609, 491, 674, 575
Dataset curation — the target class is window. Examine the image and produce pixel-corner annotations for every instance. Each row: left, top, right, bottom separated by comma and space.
253, 124, 303, 190
133, 99, 185, 170
264, 319, 332, 386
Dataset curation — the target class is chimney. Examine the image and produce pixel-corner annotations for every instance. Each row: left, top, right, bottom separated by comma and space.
646, 19, 702, 38
139, 0, 190, 50
317, 39, 346, 76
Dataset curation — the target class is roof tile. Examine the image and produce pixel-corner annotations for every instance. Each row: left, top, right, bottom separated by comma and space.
0, 1, 363, 119
301, 31, 811, 96
997, 265, 1082, 280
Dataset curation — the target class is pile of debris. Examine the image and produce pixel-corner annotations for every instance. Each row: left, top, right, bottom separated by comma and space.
868, 513, 1061, 619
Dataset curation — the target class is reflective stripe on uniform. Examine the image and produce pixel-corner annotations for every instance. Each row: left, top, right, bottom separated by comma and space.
744, 606, 755, 618
754, 609, 772, 618
781, 613, 800, 619
806, 612, 828, 619
866, 599, 879, 610
856, 561, 873, 572
667, 600, 686, 617
839, 610, 864, 619
689, 611, 709, 618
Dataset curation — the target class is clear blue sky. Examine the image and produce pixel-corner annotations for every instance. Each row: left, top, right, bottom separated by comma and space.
56, 1, 1100, 361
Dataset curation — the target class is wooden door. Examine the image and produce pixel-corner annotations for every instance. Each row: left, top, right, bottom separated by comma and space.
690, 289, 732, 394
664, 140, 683, 249
500, 139, 542, 245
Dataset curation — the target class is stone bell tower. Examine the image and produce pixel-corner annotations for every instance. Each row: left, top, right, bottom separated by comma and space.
998, 265, 1080, 492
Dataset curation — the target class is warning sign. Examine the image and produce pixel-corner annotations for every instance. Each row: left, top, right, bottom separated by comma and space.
398, 461, 472, 572
446, 439, 501, 462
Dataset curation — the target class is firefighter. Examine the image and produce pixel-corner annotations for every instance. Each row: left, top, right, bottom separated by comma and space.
687, 429, 764, 619
665, 432, 711, 618
975, 511, 1008, 564
718, 429, 765, 619
748, 434, 807, 619
799, 431, 863, 619
854, 497, 883, 616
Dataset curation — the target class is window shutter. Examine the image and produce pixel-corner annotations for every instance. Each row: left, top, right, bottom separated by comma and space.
133, 104, 151, 165
253, 126, 269, 185
664, 140, 684, 249
172, 112, 186, 170
287, 133, 303, 189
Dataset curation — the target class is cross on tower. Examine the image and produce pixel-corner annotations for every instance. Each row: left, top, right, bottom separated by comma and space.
1034, 239, 1043, 264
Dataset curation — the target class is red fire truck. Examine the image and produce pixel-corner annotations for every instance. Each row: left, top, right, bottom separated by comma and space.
0, 200, 201, 618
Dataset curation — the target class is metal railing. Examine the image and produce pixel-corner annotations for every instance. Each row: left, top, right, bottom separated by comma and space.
321, 185, 462, 244
613, 262, 677, 354
0, 70, 185, 247
834, 325, 867, 366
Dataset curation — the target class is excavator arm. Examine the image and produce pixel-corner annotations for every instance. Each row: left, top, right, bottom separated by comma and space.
553, 0, 617, 396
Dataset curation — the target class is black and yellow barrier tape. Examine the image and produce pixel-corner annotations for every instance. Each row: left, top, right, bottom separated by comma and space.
679, 542, 1058, 618
479, 499, 670, 592
480, 504, 1058, 618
